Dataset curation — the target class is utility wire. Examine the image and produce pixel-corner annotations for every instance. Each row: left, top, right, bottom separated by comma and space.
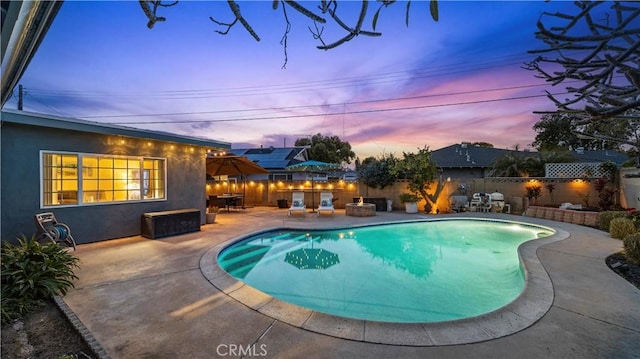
109, 92, 567, 125
20, 47, 596, 121
26, 46, 594, 101
23, 53, 540, 100
81, 81, 570, 120
24, 93, 68, 117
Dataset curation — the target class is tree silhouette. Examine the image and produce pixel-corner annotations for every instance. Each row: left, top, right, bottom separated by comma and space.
357, 153, 398, 189
294, 133, 356, 165
526, 1, 639, 125
532, 114, 582, 151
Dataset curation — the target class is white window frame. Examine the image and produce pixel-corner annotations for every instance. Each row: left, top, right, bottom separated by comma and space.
40, 150, 167, 208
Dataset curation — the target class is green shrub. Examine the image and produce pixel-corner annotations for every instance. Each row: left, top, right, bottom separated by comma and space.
399, 193, 420, 203
627, 208, 640, 230
623, 232, 640, 264
598, 211, 629, 231
609, 217, 637, 240
1, 235, 79, 324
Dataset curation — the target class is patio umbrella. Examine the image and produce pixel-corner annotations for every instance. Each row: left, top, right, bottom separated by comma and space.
284, 247, 340, 270
206, 155, 269, 208
286, 160, 340, 212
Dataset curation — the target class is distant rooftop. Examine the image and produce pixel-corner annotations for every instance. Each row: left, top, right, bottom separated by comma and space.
432, 142, 630, 169
232, 146, 308, 170
431, 143, 528, 168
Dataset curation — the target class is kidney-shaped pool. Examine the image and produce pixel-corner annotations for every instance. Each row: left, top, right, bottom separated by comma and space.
217, 218, 554, 323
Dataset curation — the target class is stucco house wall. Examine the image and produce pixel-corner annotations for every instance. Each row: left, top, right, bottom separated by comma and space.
1, 110, 229, 244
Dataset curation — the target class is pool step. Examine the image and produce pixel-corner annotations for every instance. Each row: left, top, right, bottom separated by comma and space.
223, 233, 312, 260
220, 236, 323, 278
222, 236, 302, 260
222, 245, 271, 278
221, 235, 319, 266
219, 240, 300, 270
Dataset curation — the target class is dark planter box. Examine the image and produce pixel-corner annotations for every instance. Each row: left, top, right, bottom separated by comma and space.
277, 199, 289, 208
353, 197, 387, 211
142, 208, 200, 239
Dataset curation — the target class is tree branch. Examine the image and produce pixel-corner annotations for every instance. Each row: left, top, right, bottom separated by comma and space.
283, 0, 326, 23
140, 0, 437, 53
138, 1, 178, 29
210, 1, 260, 41
317, 0, 382, 50
527, 1, 639, 121
279, 0, 292, 69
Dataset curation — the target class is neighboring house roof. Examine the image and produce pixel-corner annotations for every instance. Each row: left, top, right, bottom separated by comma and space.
232, 147, 308, 170
431, 142, 630, 169
431, 143, 528, 169
1, 109, 231, 150
568, 149, 629, 166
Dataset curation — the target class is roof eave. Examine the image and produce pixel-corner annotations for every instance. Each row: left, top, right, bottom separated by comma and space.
1, 109, 231, 149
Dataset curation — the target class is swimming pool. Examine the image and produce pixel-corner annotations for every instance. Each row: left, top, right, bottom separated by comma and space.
217, 218, 554, 323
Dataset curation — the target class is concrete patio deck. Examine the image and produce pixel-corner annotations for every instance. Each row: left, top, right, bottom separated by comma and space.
60, 207, 640, 358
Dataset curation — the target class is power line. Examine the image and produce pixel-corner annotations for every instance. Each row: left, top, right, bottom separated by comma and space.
25, 47, 598, 103
19, 47, 597, 122
23, 53, 540, 101
24, 92, 68, 117
27, 58, 529, 96
80, 81, 566, 120
109, 92, 567, 125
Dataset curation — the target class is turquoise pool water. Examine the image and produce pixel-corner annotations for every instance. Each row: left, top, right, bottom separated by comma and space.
217, 219, 554, 323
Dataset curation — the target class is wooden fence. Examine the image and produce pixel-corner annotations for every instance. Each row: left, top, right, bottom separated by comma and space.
206, 176, 605, 214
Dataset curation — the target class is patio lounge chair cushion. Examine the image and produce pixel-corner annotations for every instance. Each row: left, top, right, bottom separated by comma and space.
317, 192, 335, 216
288, 192, 306, 216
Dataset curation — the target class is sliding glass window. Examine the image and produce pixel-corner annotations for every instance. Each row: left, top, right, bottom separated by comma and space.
41, 151, 166, 207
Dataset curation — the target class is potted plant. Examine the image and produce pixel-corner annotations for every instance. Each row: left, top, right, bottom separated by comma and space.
399, 193, 420, 213
206, 206, 219, 224
524, 184, 542, 206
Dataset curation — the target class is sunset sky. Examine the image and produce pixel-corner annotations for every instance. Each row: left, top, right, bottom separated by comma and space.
5, 1, 582, 159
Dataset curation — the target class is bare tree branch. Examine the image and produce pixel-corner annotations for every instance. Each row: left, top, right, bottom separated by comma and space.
283, 0, 326, 23
139, 0, 438, 52
308, 21, 327, 48
279, 0, 292, 69
527, 1, 640, 122
138, 1, 178, 29
210, 1, 260, 41
317, 1, 382, 50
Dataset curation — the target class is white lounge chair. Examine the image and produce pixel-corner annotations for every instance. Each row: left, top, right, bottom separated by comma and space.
317, 192, 335, 216
288, 192, 306, 216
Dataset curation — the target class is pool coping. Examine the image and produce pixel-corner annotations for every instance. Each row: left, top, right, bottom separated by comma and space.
199, 218, 569, 346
